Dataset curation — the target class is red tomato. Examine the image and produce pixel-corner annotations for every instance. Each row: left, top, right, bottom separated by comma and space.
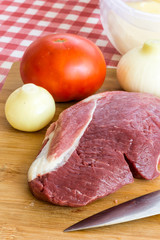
20, 34, 106, 102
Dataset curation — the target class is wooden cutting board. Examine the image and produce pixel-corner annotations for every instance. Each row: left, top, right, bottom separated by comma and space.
0, 62, 160, 240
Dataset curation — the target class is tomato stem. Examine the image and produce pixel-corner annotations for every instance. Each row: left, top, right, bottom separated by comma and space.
54, 39, 66, 42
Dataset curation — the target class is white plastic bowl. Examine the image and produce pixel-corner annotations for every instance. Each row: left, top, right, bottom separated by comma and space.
100, 0, 160, 54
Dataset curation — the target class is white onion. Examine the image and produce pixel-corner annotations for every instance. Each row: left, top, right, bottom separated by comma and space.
117, 40, 160, 97
5, 83, 56, 132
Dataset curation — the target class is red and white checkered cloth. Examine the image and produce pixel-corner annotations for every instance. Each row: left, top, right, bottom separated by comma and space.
0, 0, 120, 90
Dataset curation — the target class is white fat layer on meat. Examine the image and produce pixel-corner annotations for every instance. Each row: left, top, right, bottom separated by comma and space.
28, 99, 97, 182
156, 153, 160, 172
82, 92, 107, 103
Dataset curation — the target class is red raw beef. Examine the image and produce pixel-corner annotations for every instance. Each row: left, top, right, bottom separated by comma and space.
28, 91, 160, 207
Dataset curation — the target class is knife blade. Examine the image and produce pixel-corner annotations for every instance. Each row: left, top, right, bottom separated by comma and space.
64, 190, 160, 232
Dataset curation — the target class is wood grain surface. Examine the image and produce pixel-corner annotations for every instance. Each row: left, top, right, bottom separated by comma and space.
0, 62, 160, 240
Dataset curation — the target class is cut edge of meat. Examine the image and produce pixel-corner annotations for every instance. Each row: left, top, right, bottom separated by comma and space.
28, 99, 97, 182
123, 153, 142, 179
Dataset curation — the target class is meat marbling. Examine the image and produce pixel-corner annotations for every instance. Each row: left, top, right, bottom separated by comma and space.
28, 91, 160, 207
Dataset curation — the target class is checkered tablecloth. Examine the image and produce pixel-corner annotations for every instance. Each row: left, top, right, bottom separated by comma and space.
0, 0, 120, 90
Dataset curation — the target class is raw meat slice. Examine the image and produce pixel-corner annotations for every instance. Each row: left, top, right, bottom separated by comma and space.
28, 91, 160, 207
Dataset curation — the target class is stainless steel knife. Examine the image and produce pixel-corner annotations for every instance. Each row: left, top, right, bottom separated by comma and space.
64, 190, 160, 232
